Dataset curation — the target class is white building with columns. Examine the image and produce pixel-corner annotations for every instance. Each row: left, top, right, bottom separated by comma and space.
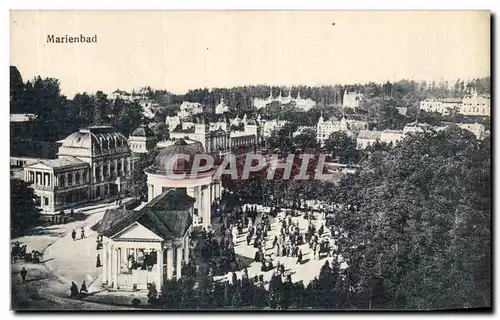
96, 188, 195, 291
23, 126, 132, 213
145, 138, 223, 229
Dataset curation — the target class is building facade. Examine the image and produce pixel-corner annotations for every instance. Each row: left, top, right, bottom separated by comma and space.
253, 88, 316, 111
129, 124, 158, 154
419, 98, 461, 115
459, 89, 490, 116
316, 114, 368, 146
24, 126, 133, 213
97, 188, 194, 291
342, 91, 364, 109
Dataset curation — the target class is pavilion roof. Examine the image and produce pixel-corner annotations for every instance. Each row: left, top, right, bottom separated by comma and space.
96, 188, 195, 241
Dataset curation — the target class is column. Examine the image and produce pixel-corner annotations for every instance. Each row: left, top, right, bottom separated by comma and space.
195, 186, 201, 224
148, 184, 153, 202
103, 242, 108, 284
115, 247, 120, 289
183, 236, 189, 262
111, 245, 117, 288
176, 245, 182, 280
210, 183, 214, 203
156, 247, 163, 288
101, 161, 105, 182
202, 187, 209, 228
166, 247, 173, 280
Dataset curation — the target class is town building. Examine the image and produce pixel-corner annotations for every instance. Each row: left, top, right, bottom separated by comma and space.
262, 118, 289, 138
129, 124, 158, 154
342, 91, 364, 109
145, 139, 223, 229
178, 101, 204, 119
316, 114, 368, 146
111, 89, 134, 102
459, 89, 490, 116
168, 115, 260, 154
215, 97, 230, 114
419, 98, 461, 115
356, 129, 405, 149
457, 122, 487, 140
97, 188, 194, 291
23, 126, 132, 213
253, 88, 316, 111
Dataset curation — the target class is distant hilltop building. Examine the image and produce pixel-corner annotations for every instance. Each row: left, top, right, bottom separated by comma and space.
178, 101, 204, 119
342, 90, 364, 109
253, 87, 316, 111
111, 89, 133, 101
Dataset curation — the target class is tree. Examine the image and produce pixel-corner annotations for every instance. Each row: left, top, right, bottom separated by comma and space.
293, 128, 318, 151
11, 179, 40, 236
130, 150, 159, 200
10, 66, 24, 112
333, 127, 490, 309
93, 91, 110, 125
324, 132, 360, 164
116, 101, 144, 137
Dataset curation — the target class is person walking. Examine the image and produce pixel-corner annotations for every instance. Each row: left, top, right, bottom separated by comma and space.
296, 249, 303, 265
71, 229, 76, 241
70, 281, 79, 298
96, 254, 102, 267
80, 227, 85, 239
20, 267, 27, 283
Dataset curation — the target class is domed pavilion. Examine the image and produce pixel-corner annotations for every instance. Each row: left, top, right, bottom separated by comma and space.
145, 138, 222, 228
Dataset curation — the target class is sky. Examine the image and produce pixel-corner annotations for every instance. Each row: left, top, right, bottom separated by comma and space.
10, 11, 490, 97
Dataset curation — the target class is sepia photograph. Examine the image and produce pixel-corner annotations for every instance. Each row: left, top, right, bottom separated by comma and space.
9, 10, 491, 311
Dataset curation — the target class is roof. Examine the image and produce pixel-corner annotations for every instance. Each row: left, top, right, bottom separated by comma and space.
97, 188, 195, 240
148, 138, 209, 174
131, 124, 156, 137
25, 156, 87, 169
357, 130, 380, 140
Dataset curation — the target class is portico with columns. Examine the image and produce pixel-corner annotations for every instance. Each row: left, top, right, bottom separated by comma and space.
97, 188, 195, 292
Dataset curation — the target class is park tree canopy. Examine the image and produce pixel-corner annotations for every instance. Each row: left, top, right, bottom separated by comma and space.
333, 127, 491, 309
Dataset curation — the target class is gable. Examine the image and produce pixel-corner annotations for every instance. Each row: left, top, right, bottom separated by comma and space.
111, 222, 163, 241
24, 162, 53, 171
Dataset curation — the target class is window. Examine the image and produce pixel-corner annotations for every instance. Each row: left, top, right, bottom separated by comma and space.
82, 171, 87, 183
75, 172, 80, 185
96, 167, 101, 182
43, 197, 49, 206
59, 175, 65, 187
117, 160, 122, 173
68, 174, 73, 186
